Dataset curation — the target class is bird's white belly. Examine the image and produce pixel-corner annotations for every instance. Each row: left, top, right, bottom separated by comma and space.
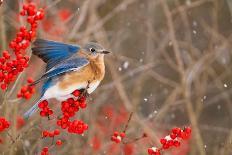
43, 81, 100, 101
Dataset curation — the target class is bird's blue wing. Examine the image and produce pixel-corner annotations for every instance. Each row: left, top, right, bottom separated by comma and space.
32, 39, 81, 70
31, 57, 89, 86
41, 78, 54, 96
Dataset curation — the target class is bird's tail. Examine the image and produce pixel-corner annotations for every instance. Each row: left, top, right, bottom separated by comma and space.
23, 98, 43, 119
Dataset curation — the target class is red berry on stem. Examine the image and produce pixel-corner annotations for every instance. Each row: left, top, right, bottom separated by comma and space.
54, 129, 60, 135
56, 140, 62, 146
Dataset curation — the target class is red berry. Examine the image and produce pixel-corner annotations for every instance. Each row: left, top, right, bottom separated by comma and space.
170, 133, 177, 139
184, 126, 191, 134
40, 111, 46, 117
49, 132, 54, 137
20, 10, 26, 16
56, 140, 62, 146
27, 77, 34, 83
160, 138, 167, 144
54, 129, 60, 135
23, 4, 29, 10
42, 147, 49, 152
1, 83, 7, 90
120, 132, 126, 138
42, 131, 49, 137
24, 92, 32, 99
172, 127, 181, 135
72, 89, 80, 97
173, 140, 180, 147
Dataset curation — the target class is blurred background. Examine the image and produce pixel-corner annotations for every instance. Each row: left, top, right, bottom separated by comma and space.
0, 0, 232, 154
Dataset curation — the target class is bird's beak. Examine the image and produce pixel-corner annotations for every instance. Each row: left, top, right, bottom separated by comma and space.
101, 50, 110, 54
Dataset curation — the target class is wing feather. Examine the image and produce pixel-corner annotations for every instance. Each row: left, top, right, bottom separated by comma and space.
32, 39, 81, 70
31, 57, 89, 85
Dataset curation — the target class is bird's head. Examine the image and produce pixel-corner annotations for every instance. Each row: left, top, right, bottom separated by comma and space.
82, 42, 110, 58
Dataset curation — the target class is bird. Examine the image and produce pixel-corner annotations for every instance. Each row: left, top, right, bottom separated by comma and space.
24, 39, 110, 119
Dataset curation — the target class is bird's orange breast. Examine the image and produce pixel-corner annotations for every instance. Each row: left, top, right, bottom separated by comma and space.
58, 55, 105, 90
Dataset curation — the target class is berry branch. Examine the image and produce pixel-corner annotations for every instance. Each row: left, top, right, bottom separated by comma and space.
148, 127, 192, 155
0, 2, 44, 94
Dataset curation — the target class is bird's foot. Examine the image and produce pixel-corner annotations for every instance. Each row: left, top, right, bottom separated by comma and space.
79, 88, 89, 98
77, 81, 90, 98
81, 81, 90, 97
81, 90, 89, 98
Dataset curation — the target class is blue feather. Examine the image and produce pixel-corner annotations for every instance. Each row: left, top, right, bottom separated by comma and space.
32, 39, 81, 70
41, 78, 54, 96
24, 79, 54, 119
30, 57, 89, 85
23, 99, 43, 119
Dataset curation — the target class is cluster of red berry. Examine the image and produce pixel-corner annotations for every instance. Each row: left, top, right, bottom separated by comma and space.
147, 126, 191, 155
17, 77, 35, 99
42, 129, 60, 138
60, 97, 87, 117
67, 120, 88, 134
39, 90, 88, 154
41, 147, 50, 155
0, 117, 10, 132
42, 129, 62, 146
111, 131, 126, 143
56, 90, 88, 134
0, 2, 44, 91
38, 100, 54, 117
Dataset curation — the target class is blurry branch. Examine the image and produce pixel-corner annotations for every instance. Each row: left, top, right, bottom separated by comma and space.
160, 0, 184, 74
204, 87, 232, 107
148, 69, 178, 87
153, 87, 180, 121
182, 80, 206, 155
226, 0, 232, 16
172, 0, 213, 15
207, 68, 232, 118
200, 20, 232, 154
0, 4, 6, 50
100, 63, 156, 91
75, 0, 150, 40
68, 0, 91, 39
185, 51, 217, 85
46, 0, 62, 9
174, 0, 192, 45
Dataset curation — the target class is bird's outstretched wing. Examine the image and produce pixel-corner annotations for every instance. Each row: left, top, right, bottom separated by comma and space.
32, 39, 80, 70
30, 57, 89, 86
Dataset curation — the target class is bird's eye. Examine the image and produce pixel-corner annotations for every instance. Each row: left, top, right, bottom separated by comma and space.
90, 48, 96, 52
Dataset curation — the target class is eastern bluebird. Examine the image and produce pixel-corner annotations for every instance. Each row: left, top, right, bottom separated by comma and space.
24, 39, 110, 119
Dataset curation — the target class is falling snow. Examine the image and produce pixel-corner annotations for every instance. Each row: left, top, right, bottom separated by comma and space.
123, 61, 129, 69
193, 30, 197, 35
193, 21, 198, 27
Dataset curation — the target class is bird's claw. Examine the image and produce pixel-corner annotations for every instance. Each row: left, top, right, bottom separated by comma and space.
82, 90, 89, 98
80, 81, 90, 98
